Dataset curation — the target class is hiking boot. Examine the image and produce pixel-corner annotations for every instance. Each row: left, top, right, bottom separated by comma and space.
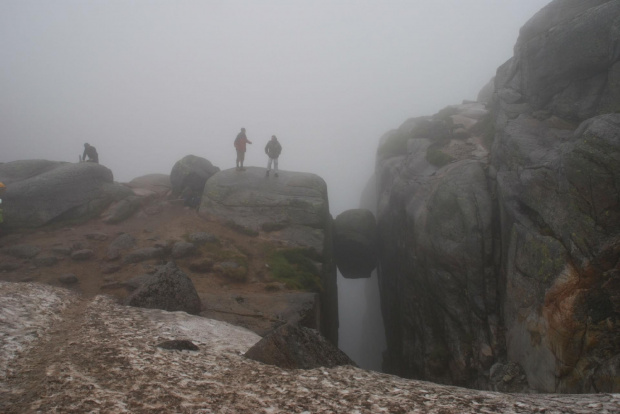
266, 170, 270, 177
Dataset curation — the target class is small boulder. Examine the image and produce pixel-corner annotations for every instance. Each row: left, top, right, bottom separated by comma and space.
171, 241, 196, 259
188, 258, 214, 273
125, 262, 201, 315
157, 339, 199, 351
214, 261, 247, 282
109, 233, 137, 251
58, 274, 78, 284
244, 324, 355, 369
122, 247, 165, 264
102, 196, 142, 224
1, 244, 41, 259
188, 232, 218, 245
85, 232, 109, 241
70, 241, 91, 251
0, 261, 21, 272
51, 246, 72, 256
489, 362, 530, 393
71, 249, 94, 261
33, 255, 58, 267
101, 263, 121, 274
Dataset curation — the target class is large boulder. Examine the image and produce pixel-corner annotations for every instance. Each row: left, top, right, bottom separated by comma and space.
126, 174, 171, 197
200, 167, 329, 239
125, 262, 201, 315
0, 160, 132, 229
333, 209, 377, 279
244, 324, 355, 369
170, 155, 219, 198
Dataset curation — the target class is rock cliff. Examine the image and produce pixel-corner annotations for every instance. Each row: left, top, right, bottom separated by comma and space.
199, 167, 338, 344
374, 0, 620, 392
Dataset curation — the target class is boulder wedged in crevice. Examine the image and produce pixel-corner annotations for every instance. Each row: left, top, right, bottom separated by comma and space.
334, 209, 377, 279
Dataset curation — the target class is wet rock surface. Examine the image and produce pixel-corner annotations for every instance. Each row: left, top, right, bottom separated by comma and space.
374, 0, 620, 393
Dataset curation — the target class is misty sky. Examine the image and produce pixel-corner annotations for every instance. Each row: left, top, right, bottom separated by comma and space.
1, 0, 550, 214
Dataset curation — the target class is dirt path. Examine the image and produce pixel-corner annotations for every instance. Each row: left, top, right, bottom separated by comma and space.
0, 297, 90, 413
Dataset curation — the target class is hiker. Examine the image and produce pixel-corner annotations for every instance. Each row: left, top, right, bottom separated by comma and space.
82, 143, 99, 163
265, 135, 282, 177
234, 128, 252, 171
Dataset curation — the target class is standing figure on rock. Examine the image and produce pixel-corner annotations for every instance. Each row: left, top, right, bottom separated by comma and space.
265, 135, 282, 177
82, 143, 99, 163
234, 128, 252, 171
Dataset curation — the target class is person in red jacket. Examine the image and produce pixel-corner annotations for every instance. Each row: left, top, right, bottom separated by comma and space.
234, 128, 252, 171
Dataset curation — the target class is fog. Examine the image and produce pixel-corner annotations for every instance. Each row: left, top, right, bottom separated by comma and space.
1, 0, 550, 369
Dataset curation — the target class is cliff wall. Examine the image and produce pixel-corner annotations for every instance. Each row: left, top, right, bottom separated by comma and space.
375, 0, 620, 392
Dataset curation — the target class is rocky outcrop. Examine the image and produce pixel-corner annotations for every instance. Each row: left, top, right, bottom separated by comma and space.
170, 155, 220, 198
199, 167, 338, 345
374, 0, 620, 393
200, 167, 329, 242
125, 261, 201, 315
333, 209, 377, 279
496, 0, 620, 121
489, 0, 620, 393
376, 135, 497, 387
0, 161, 132, 229
126, 174, 171, 198
244, 324, 355, 369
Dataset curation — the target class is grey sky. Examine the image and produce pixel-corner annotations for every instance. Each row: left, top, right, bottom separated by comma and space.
1, 0, 550, 214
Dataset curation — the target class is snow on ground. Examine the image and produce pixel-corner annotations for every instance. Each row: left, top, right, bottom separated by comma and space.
1, 281, 619, 413
0, 281, 78, 389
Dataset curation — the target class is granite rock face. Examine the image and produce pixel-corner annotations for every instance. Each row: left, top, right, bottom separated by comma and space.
200, 167, 338, 345
201, 168, 329, 233
0, 161, 132, 229
374, 0, 620, 393
489, 0, 620, 393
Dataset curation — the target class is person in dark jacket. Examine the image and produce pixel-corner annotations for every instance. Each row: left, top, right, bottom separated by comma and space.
264, 135, 282, 177
82, 143, 99, 163
234, 128, 252, 171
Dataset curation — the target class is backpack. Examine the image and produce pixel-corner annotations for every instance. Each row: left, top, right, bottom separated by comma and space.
234, 133, 244, 148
